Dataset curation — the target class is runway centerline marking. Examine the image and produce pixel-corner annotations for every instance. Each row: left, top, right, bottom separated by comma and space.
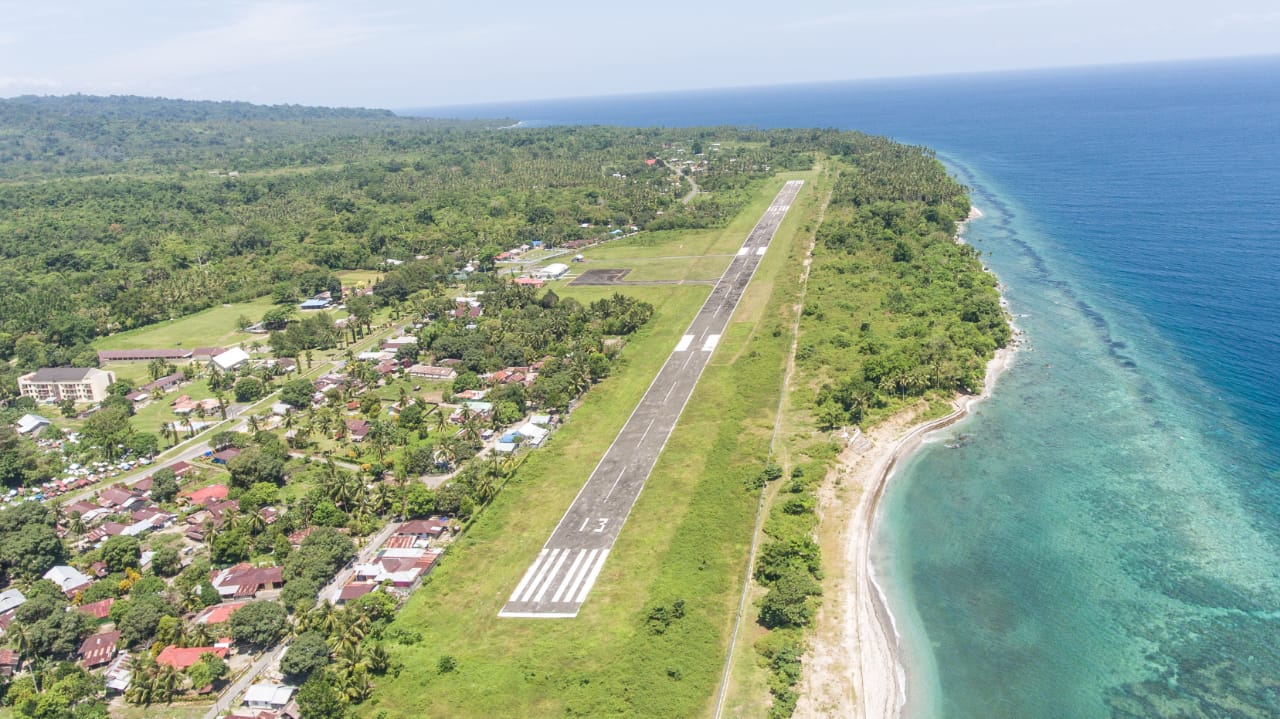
499, 181, 804, 619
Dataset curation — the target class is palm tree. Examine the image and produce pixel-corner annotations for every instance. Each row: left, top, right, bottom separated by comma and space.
460, 414, 482, 444
67, 511, 87, 537
430, 406, 449, 435
155, 663, 182, 702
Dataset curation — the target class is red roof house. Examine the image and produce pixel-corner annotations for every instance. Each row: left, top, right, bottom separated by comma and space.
0, 648, 19, 677
156, 645, 228, 670
185, 484, 230, 506
193, 601, 248, 625
78, 598, 115, 621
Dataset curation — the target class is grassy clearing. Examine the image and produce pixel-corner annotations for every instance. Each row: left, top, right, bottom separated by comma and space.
610, 255, 732, 282
94, 296, 279, 351
358, 174, 814, 718
717, 165, 836, 718
336, 269, 385, 288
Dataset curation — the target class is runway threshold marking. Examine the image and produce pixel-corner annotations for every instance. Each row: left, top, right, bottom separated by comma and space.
499, 180, 804, 619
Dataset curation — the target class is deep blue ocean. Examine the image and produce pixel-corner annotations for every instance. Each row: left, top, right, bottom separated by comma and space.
407, 56, 1280, 717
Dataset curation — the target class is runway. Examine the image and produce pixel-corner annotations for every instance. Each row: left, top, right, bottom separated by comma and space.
500, 180, 804, 618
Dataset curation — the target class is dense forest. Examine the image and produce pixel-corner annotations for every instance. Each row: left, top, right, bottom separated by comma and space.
0, 96, 828, 398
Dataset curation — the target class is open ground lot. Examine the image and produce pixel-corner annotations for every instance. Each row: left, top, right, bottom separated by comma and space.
359, 171, 818, 718
93, 296, 278, 351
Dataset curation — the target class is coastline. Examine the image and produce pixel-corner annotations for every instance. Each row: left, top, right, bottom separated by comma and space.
796, 204, 1017, 719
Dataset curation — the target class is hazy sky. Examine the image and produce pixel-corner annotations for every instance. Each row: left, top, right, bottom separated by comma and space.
1, 0, 1276, 108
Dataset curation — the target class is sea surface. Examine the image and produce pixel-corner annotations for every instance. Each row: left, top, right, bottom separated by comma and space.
407, 56, 1280, 718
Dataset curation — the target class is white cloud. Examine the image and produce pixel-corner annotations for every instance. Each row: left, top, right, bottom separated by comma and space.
1211, 10, 1280, 30
786, 0, 1076, 29
0, 76, 61, 93
80, 2, 394, 87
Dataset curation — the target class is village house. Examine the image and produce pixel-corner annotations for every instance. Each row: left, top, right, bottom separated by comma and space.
211, 563, 284, 598
408, 364, 457, 381
15, 414, 50, 435
390, 518, 449, 548
243, 683, 297, 712
77, 598, 115, 622
345, 419, 371, 442
103, 652, 131, 693
140, 372, 185, 394
0, 648, 19, 677
44, 566, 92, 596
97, 486, 143, 510
193, 601, 248, 625
212, 346, 251, 372
336, 583, 375, 605
78, 630, 120, 668
184, 484, 230, 506
0, 590, 25, 618
352, 547, 440, 589
156, 645, 228, 670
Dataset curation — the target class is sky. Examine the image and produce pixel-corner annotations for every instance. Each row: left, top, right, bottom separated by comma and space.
0, 0, 1277, 109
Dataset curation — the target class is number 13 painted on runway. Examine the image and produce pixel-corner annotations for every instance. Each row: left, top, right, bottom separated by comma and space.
578, 517, 608, 533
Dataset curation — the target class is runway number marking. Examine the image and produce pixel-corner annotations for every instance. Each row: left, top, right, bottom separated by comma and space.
577, 517, 609, 533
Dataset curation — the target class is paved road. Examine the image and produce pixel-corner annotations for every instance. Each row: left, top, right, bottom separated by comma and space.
500, 180, 804, 618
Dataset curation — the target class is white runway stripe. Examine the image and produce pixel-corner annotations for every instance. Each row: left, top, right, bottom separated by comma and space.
737, 247, 749, 256
756, 246, 767, 255
533, 549, 571, 603
574, 549, 610, 604
509, 549, 549, 602
552, 550, 592, 603
519, 548, 563, 603
674, 334, 694, 352
701, 334, 720, 352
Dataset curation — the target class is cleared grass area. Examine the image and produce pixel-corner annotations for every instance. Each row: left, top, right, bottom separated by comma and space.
358, 175, 814, 718
94, 296, 278, 351
718, 165, 836, 718
336, 269, 385, 288
609, 255, 733, 282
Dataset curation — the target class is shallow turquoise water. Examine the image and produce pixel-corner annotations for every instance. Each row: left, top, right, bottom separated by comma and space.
877, 162, 1280, 717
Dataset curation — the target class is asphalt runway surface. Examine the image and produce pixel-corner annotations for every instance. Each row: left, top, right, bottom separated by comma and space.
500, 180, 805, 618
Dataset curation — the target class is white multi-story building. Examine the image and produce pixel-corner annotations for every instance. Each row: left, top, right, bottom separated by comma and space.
18, 368, 115, 403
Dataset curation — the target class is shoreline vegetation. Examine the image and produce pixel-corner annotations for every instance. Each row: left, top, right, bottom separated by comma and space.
795, 207, 1019, 719
745, 140, 1013, 718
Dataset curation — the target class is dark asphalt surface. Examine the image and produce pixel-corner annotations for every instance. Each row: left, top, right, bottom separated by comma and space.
500, 181, 804, 618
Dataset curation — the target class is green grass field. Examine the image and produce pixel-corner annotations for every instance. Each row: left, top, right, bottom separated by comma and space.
93, 296, 279, 351
358, 173, 816, 718
336, 269, 385, 288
